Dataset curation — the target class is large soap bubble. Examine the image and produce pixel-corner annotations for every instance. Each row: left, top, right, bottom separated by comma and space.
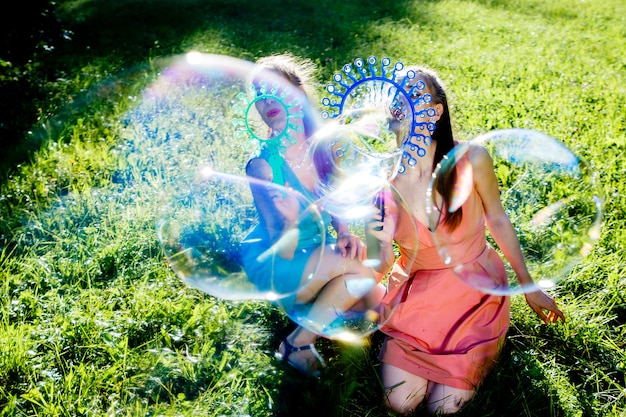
309, 115, 403, 269
282, 180, 418, 343
313, 109, 405, 193
158, 167, 326, 300
427, 129, 603, 295
123, 52, 327, 299
310, 112, 400, 201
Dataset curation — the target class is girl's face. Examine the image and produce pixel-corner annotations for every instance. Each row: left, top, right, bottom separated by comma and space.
251, 69, 304, 135
389, 74, 444, 140
390, 75, 436, 121
254, 94, 287, 132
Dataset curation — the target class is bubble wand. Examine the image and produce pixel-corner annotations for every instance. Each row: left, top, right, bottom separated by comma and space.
232, 76, 305, 185
320, 56, 438, 266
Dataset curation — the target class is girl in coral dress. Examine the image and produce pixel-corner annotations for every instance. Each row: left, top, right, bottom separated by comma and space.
368, 66, 566, 415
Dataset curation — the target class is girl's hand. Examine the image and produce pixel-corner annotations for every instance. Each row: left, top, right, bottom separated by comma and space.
524, 290, 566, 324
366, 205, 395, 246
269, 182, 300, 226
336, 232, 366, 260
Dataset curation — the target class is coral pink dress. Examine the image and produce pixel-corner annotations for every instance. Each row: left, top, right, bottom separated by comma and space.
379, 175, 510, 390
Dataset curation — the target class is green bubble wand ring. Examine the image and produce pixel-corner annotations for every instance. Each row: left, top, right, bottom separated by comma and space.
232, 77, 305, 185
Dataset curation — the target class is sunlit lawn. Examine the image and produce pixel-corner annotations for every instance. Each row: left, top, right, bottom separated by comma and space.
1, 0, 625, 416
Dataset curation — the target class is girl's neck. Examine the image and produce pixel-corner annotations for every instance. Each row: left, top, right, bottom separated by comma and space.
397, 141, 436, 179
282, 127, 311, 173
283, 127, 307, 154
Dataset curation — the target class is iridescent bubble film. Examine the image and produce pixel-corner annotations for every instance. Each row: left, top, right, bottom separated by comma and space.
158, 168, 325, 300
119, 52, 327, 300
427, 129, 603, 295
283, 183, 418, 342
310, 109, 402, 196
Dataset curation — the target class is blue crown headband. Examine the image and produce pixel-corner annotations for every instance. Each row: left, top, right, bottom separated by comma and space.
232, 77, 305, 185
321, 56, 437, 173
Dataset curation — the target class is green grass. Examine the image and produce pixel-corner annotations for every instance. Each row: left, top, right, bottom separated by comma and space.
1, 0, 625, 416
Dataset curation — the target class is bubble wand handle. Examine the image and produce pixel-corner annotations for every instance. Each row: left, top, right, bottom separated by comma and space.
365, 191, 385, 267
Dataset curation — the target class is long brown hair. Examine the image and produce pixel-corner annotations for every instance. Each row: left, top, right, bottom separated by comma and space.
407, 66, 461, 230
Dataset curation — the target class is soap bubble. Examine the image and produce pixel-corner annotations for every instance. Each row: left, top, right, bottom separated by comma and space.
157, 167, 326, 300
311, 108, 404, 189
283, 182, 418, 343
427, 129, 603, 295
116, 52, 330, 299
308, 117, 401, 269
308, 110, 404, 269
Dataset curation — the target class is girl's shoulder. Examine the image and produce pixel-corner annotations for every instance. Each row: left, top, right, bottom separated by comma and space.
448, 142, 494, 184
464, 142, 492, 169
449, 141, 491, 168
246, 156, 273, 180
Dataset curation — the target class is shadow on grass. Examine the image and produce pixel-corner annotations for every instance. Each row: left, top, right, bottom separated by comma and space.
268, 329, 391, 417
1, 0, 422, 181
267, 328, 573, 417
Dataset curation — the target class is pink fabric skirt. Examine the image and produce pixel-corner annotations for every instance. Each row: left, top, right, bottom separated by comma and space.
379, 245, 510, 390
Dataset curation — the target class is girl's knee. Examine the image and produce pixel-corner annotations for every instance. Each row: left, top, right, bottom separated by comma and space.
384, 391, 423, 416
382, 380, 427, 415
380, 364, 428, 415
426, 389, 474, 415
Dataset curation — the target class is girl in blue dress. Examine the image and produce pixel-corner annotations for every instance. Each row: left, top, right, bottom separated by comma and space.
240, 54, 376, 377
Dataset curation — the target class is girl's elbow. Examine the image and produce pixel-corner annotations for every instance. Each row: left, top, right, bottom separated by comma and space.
486, 213, 511, 230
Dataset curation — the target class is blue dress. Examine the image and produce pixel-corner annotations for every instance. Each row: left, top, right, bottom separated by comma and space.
240, 155, 336, 310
